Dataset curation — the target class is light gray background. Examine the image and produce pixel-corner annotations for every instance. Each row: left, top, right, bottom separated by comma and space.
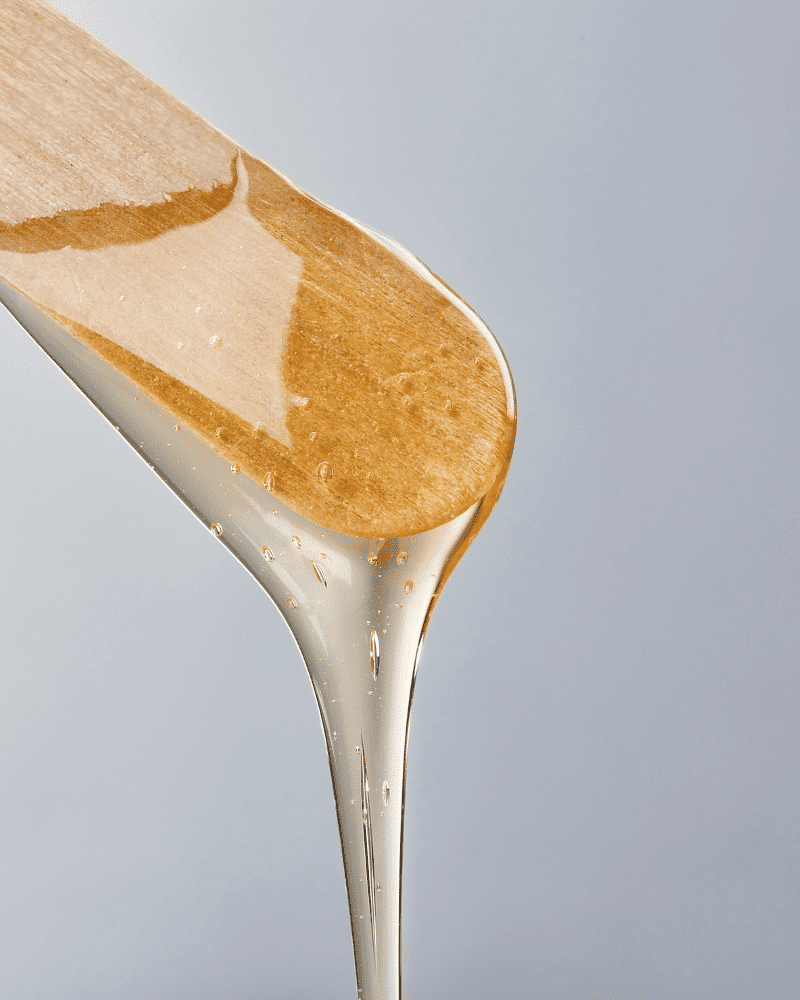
1, 1, 798, 998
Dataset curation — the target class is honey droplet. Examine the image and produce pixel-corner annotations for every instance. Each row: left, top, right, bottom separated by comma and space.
317, 462, 333, 482
403, 580, 413, 594
443, 399, 453, 411
292, 536, 302, 549
264, 472, 275, 491
262, 546, 274, 562
367, 551, 378, 565
215, 427, 223, 438
210, 523, 223, 537
312, 561, 328, 587
286, 596, 298, 611
396, 551, 408, 566
231, 463, 240, 475
209, 334, 221, 347
309, 431, 318, 442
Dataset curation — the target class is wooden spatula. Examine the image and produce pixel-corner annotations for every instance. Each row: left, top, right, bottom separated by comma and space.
0, 0, 515, 540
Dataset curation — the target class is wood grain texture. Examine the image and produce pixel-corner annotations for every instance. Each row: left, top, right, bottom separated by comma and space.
0, 0, 515, 537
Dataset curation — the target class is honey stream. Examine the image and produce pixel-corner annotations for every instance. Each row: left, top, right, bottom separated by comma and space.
1, 271, 515, 998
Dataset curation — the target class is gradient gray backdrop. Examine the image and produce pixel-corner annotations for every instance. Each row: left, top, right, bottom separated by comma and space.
1, 2, 798, 998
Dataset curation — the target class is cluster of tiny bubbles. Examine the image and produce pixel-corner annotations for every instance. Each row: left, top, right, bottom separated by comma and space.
262, 546, 274, 563
402, 395, 411, 406
286, 596, 298, 611
367, 551, 378, 565
396, 551, 408, 565
263, 472, 275, 491
210, 522, 223, 537
209, 334, 221, 347
231, 463, 240, 475
176, 340, 183, 349
317, 461, 333, 482
403, 580, 413, 594
292, 535, 302, 549
443, 399, 453, 411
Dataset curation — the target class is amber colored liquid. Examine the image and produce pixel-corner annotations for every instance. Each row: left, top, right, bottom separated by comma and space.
0, 153, 514, 540
1, 206, 514, 998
